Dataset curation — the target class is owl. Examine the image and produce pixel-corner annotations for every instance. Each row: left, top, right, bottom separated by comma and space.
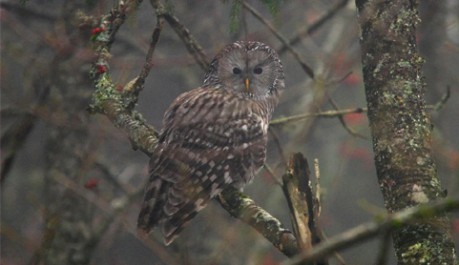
137, 41, 285, 245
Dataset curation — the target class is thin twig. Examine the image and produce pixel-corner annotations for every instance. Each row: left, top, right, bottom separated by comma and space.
326, 95, 367, 139
375, 232, 391, 265
270, 90, 450, 127
108, 0, 143, 45
242, 1, 315, 79
263, 163, 283, 186
151, 0, 209, 71
432, 86, 451, 111
0, 2, 57, 21
130, 15, 165, 98
270, 107, 367, 126
268, 126, 287, 166
278, 0, 349, 55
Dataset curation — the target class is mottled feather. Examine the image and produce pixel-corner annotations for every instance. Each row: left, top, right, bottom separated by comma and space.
137, 41, 284, 245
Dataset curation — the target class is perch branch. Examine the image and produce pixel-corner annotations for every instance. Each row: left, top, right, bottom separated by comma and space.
217, 186, 300, 257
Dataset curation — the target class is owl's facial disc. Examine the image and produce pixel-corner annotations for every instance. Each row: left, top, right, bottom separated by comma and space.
219, 50, 275, 99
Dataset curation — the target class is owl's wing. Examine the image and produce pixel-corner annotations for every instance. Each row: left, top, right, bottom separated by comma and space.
137, 88, 269, 245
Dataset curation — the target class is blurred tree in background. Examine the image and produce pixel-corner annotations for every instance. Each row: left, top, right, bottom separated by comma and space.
1, 0, 458, 264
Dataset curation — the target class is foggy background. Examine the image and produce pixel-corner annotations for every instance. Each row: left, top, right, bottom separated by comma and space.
1, 1, 458, 264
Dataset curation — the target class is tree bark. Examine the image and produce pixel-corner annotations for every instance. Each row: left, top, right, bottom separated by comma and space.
355, 0, 457, 264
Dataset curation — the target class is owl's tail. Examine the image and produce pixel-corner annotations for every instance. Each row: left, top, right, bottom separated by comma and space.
137, 172, 222, 245
137, 176, 168, 233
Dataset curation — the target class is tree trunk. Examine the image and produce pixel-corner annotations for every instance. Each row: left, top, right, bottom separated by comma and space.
355, 0, 457, 264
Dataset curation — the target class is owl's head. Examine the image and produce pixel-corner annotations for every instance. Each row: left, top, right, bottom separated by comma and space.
203, 41, 285, 101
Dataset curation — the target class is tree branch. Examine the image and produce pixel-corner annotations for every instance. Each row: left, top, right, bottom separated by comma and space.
282, 197, 459, 265
87, 1, 159, 155
217, 186, 300, 257
270, 87, 450, 127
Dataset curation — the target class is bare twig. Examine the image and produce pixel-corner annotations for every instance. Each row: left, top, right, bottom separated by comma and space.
53, 171, 181, 265
432, 86, 451, 111
107, 0, 143, 45
0, 2, 57, 21
263, 163, 283, 186
1, 81, 50, 182
151, 0, 209, 71
270, 88, 450, 127
128, 15, 165, 105
268, 126, 288, 166
326, 95, 367, 139
270, 107, 367, 126
242, 1, 315, 79
281, 197, 459, 265
375, 232, 391, 265
278, 0, 350, 55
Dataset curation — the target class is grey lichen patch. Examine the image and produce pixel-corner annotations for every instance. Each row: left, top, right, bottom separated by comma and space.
410, 184, 429, 204
389, 8, 420, 34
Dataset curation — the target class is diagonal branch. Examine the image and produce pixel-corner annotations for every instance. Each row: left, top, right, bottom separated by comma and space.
278, 0, 350, 55
217, 186, 300, 257
151, 0, 209, 71
242, 1, 315, 79
282, 197, 459, 265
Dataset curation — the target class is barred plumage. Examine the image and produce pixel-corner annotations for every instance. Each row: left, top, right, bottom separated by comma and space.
138, 41, 284, 245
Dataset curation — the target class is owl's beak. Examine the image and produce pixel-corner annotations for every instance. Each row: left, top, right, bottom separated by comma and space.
244, 78, 250, 92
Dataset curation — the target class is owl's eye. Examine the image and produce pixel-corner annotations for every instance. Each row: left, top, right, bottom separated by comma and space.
232, 67, 242, 74
253, 67, 263, 74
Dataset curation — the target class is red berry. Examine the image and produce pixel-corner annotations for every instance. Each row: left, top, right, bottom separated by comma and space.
96, 64, 107, 74
84, 178, 99, 189
91, 27, 105, 36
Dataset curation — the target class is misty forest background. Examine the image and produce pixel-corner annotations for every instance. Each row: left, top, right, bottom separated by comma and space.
1, 1, 459, 264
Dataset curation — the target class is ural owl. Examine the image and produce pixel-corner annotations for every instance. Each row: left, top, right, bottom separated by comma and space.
138, 41, 285, 244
